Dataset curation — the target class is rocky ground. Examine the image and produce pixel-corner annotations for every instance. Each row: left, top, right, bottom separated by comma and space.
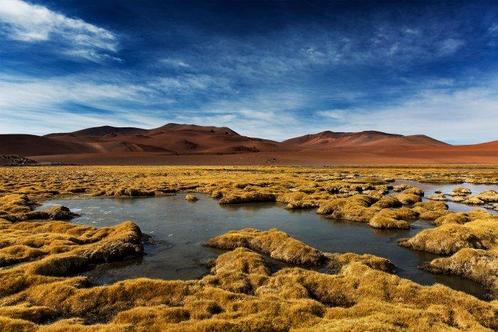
0, 155, 37, 166
0, 166, 497, 330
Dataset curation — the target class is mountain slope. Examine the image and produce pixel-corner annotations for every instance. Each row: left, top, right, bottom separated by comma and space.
283, 131, 448, 150
47, 125, 147, 138
34, 123, 280, 155
0, 135, 97, 156
2, 124, 497, 165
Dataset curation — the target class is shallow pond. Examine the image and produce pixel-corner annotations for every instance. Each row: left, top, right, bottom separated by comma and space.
41, 182, 498, 300
394, 180, 498, 213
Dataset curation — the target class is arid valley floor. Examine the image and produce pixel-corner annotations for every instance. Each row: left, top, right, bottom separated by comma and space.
0, 166, 497, 331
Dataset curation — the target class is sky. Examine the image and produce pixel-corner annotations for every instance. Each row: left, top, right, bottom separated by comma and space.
0, 0, 498, 144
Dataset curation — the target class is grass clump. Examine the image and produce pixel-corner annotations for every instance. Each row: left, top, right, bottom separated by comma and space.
219, 191, 276, 204
434, 209, 492, 225
368, 208, 412, 229
206, 228, 326, 266
0, 165, 497, 330
185, 194, 198, 202
399, 217, 498, 255
424, 248, 498, 298
399, 216, 498, 296
0, 223, 496, 330
0, 194, 37, 216
317, 195, 379, 223
412, 201, 448, 221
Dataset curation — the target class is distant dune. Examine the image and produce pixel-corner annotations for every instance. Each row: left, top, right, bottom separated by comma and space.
282, 131, 448, 150
1, 123, 497, 165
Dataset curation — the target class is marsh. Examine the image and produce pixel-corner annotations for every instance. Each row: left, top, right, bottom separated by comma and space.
41, 182, 497, 299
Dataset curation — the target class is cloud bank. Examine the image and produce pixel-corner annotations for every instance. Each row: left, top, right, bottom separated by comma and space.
0, 0, 497, 144
0, 0, 118, 61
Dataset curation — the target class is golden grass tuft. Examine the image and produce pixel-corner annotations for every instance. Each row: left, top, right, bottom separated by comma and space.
412, 200, 449, 221
0, 194, 36, 216
400, 215, 498, 296
368, 208, 412, 229
434, 209, 492, 225
219, 191, 276, 204
206, 228, 326, 266
424, 248, 498, 298
317, 195, 379, 223
0, 165, 497, 330
184, 194, 198, 202
399, 217, 498, 255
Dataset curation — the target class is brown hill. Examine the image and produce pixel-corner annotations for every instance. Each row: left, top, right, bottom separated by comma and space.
144, 124, 281, 154
37, 123, 280, 155
1, 124, 497, 165
0, 134, 97, 156
47, 125, 147, 138
454, 140, 498, 151
283, 131, 448, 150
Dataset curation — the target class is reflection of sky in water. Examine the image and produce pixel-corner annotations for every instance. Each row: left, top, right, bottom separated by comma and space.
40, 181, 498, 300
393, 180, 498, 214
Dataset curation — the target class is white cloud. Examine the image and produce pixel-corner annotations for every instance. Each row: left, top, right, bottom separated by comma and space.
0, 0, 118, 61
151, 74, 231, 93
489, 23, 498, 35
1, 63, 497, 144
159, 58, 191, 68
201, 21, 467, 85
316, 110, 347, 120
0, 70, 238, 135
0, 73, 168, 134
169, 91, 308, 140
317, 82, 498, 144
437, 38, 465, 56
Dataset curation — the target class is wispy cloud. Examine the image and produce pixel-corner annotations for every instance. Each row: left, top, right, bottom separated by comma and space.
0, 69, 308, 139
0, 70, 237, 134
169, 91, 309, 140
185, 20, 467, 90
150, 74, 232, 94
0, 0, 118, 62
0, 73, 165, 134
437, 38, 465, 56
489, 23, 498, 35
159, 58, 191, 69
2, 66, 498, 144
317, 80, 498, 144
0, 1, 496, 144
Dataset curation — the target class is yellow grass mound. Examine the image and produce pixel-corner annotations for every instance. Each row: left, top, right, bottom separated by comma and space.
399, 216, 498, 297
206, 228, 326, 266
0, 225, 497, 331
0, 166, 497, 330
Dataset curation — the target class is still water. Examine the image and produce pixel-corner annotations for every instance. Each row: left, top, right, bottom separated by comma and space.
41, 182, 498, 300
393, 180, 498, 213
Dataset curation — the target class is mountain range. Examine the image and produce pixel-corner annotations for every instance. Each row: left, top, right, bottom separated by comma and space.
1, 123, 497, 165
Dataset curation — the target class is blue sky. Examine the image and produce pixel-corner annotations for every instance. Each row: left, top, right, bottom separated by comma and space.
0, 0, 498, 143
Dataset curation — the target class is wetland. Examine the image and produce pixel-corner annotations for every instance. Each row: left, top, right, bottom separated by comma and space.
0, 166, 497, 331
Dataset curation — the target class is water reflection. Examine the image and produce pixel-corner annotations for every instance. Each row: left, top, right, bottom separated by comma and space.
394, 180, 498, 214
40, 185, 496, 300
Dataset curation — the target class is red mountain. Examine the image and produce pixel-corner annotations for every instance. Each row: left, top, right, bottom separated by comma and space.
0, 123, 280, 156
0, 134, 95, 156
1, 124, 497, 165
283, 131, 448, 150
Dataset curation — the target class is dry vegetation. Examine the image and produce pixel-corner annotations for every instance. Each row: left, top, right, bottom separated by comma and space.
399, 216, 498, 298
0, 165, 497, 330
